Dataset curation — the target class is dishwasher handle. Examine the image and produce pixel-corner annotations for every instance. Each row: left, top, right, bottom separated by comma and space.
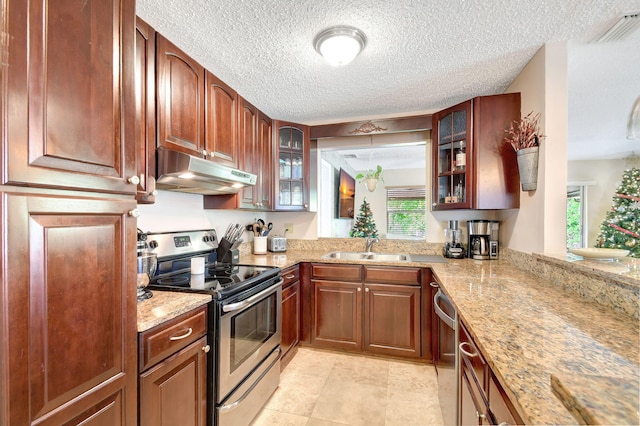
433, 289, 455, 329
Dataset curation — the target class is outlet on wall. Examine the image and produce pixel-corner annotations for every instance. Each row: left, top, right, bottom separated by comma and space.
284, 223, 294, 234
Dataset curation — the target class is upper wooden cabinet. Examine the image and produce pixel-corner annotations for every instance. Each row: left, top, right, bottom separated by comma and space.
156, 33, 206, 157
432, 93, 521, 210
135, 17, 157, 204
236, 97, 259, 209
2, 0, 137, 195
257, 111, 274, 210
205, 72, 239, 168
274, 122, 310, 211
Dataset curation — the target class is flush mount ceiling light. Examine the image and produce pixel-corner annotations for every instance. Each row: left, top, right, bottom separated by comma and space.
314, 26, 366, 66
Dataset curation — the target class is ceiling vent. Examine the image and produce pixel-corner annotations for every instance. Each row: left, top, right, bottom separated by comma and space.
591, 13, 640, 43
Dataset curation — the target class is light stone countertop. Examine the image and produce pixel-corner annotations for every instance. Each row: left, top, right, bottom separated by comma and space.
137, 290, 212, 332
137, 244, 639, 425
241, 248, 639, 425
430, 259, 639, 425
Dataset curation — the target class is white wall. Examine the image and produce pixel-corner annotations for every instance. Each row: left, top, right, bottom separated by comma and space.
568, 158, 634, 247
498, 42, 569, 254
136, 190, 318, 241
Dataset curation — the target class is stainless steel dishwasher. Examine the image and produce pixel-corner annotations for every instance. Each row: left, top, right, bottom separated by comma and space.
433, 285, 459, 426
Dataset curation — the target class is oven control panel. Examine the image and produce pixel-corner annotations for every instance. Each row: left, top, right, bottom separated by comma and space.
145, 229, 219, 259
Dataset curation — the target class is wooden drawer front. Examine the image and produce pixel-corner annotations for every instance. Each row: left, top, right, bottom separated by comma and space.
312, 263, 361, 282
282, 265, 300, 288
139, 305, 208, 371
364, 266, 421, 285
459, 322, 487, 406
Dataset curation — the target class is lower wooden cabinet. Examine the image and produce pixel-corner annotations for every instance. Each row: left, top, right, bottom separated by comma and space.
138, 305, 209, 426
281, 265, 301, 368
310, 263, 422, 358
459, 320, 523, 425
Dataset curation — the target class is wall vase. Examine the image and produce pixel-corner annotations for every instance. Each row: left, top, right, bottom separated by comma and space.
516, 146, 539, 191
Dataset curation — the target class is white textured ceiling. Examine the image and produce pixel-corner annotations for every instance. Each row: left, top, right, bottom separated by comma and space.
137, 0, 640, 161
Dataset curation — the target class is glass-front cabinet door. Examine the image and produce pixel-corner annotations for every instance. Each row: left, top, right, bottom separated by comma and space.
433, 100, 472, 210
274, 122, 309, 211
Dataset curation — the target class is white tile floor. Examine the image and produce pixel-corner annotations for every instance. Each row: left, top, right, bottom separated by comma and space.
251, 347, 445, 426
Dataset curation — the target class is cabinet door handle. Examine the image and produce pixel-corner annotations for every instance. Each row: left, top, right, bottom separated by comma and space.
128, 175, 140, 185
128, 209, 140, 218
357, 287, 361, 292
459, 342, 478, 358
202, 344, 211, 353
365, 287, 369, 292
285, 274, 296, 279
429, 282, 440, 288
476, 411, 486, 420
169, 328, 193, 341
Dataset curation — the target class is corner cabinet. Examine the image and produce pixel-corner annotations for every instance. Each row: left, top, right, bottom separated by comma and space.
274, 122, 310, 211
432, 93, 521, 210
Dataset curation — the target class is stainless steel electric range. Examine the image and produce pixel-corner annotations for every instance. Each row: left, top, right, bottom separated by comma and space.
142, 229, 282, 426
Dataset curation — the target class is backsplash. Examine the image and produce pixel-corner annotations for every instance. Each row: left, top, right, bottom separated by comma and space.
502, 248, 639, 319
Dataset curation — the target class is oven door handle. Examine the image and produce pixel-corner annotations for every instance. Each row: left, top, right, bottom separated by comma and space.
222, 278, 284, 313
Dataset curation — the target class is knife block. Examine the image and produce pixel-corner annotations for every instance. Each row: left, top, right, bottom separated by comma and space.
216, 238, 239, 264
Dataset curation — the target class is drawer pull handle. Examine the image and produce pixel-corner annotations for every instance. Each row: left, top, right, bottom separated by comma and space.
459, 342, 478, 358
476, 411, 486, 420
429, 282, 439, 288
169, 328, 193, 341
202, 344, 211, 353
285, 274, 296, 279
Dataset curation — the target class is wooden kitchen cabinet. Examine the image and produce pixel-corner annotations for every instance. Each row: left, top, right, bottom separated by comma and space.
280, 265, 301, 368
310, 264, 423, 358
274, 122, 310, 211
156, 33, 206, 157
139, 305, 208, 426
311, 279, 363, 350
257, 111, 274, 210
432, 93, 521, 210
205, 71, 240, 168
135, 17, 158, 204
459, 321, 523, 425
1, 1, 138, 424
2, 193, 138, 425
2, 0, 137, 195
363, 266, 422, 358
207, 97, 273, 210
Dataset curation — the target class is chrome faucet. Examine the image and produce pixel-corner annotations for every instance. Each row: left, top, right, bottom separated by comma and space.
365, 237, 379, 253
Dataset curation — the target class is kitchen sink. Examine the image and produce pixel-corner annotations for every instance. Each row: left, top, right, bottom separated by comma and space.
322, 251, 411, 262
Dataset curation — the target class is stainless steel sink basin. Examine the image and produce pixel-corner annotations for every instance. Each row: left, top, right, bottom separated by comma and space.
322, 251, 411, 262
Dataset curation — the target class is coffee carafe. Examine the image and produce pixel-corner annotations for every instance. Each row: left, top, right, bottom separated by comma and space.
467, 220, 499, 260
443, 220, 464, 258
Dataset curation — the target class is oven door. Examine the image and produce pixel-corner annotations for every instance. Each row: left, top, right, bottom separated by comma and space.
217, 279, 282, 402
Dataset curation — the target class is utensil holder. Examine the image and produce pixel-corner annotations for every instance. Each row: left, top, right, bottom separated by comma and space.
253, 236, 267, 255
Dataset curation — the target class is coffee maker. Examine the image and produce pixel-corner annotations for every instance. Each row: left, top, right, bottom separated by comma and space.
443, 220, 464, 258
467, 220, 499, 260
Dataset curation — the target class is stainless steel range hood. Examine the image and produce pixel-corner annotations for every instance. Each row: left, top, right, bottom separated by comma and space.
156, 148, 256, 195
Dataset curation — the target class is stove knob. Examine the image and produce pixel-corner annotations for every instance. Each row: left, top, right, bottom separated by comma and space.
147, 240, 158, 249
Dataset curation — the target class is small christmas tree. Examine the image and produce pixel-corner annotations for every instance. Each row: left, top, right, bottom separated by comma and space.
594, 167, 639, 258
349, 198, 379, 238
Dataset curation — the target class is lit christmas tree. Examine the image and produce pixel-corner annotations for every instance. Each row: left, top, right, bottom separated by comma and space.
349, 198, 379, 238
595, 167, 639, 258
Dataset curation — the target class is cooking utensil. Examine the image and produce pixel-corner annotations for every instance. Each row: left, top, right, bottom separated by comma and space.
263, 223, 273, 236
